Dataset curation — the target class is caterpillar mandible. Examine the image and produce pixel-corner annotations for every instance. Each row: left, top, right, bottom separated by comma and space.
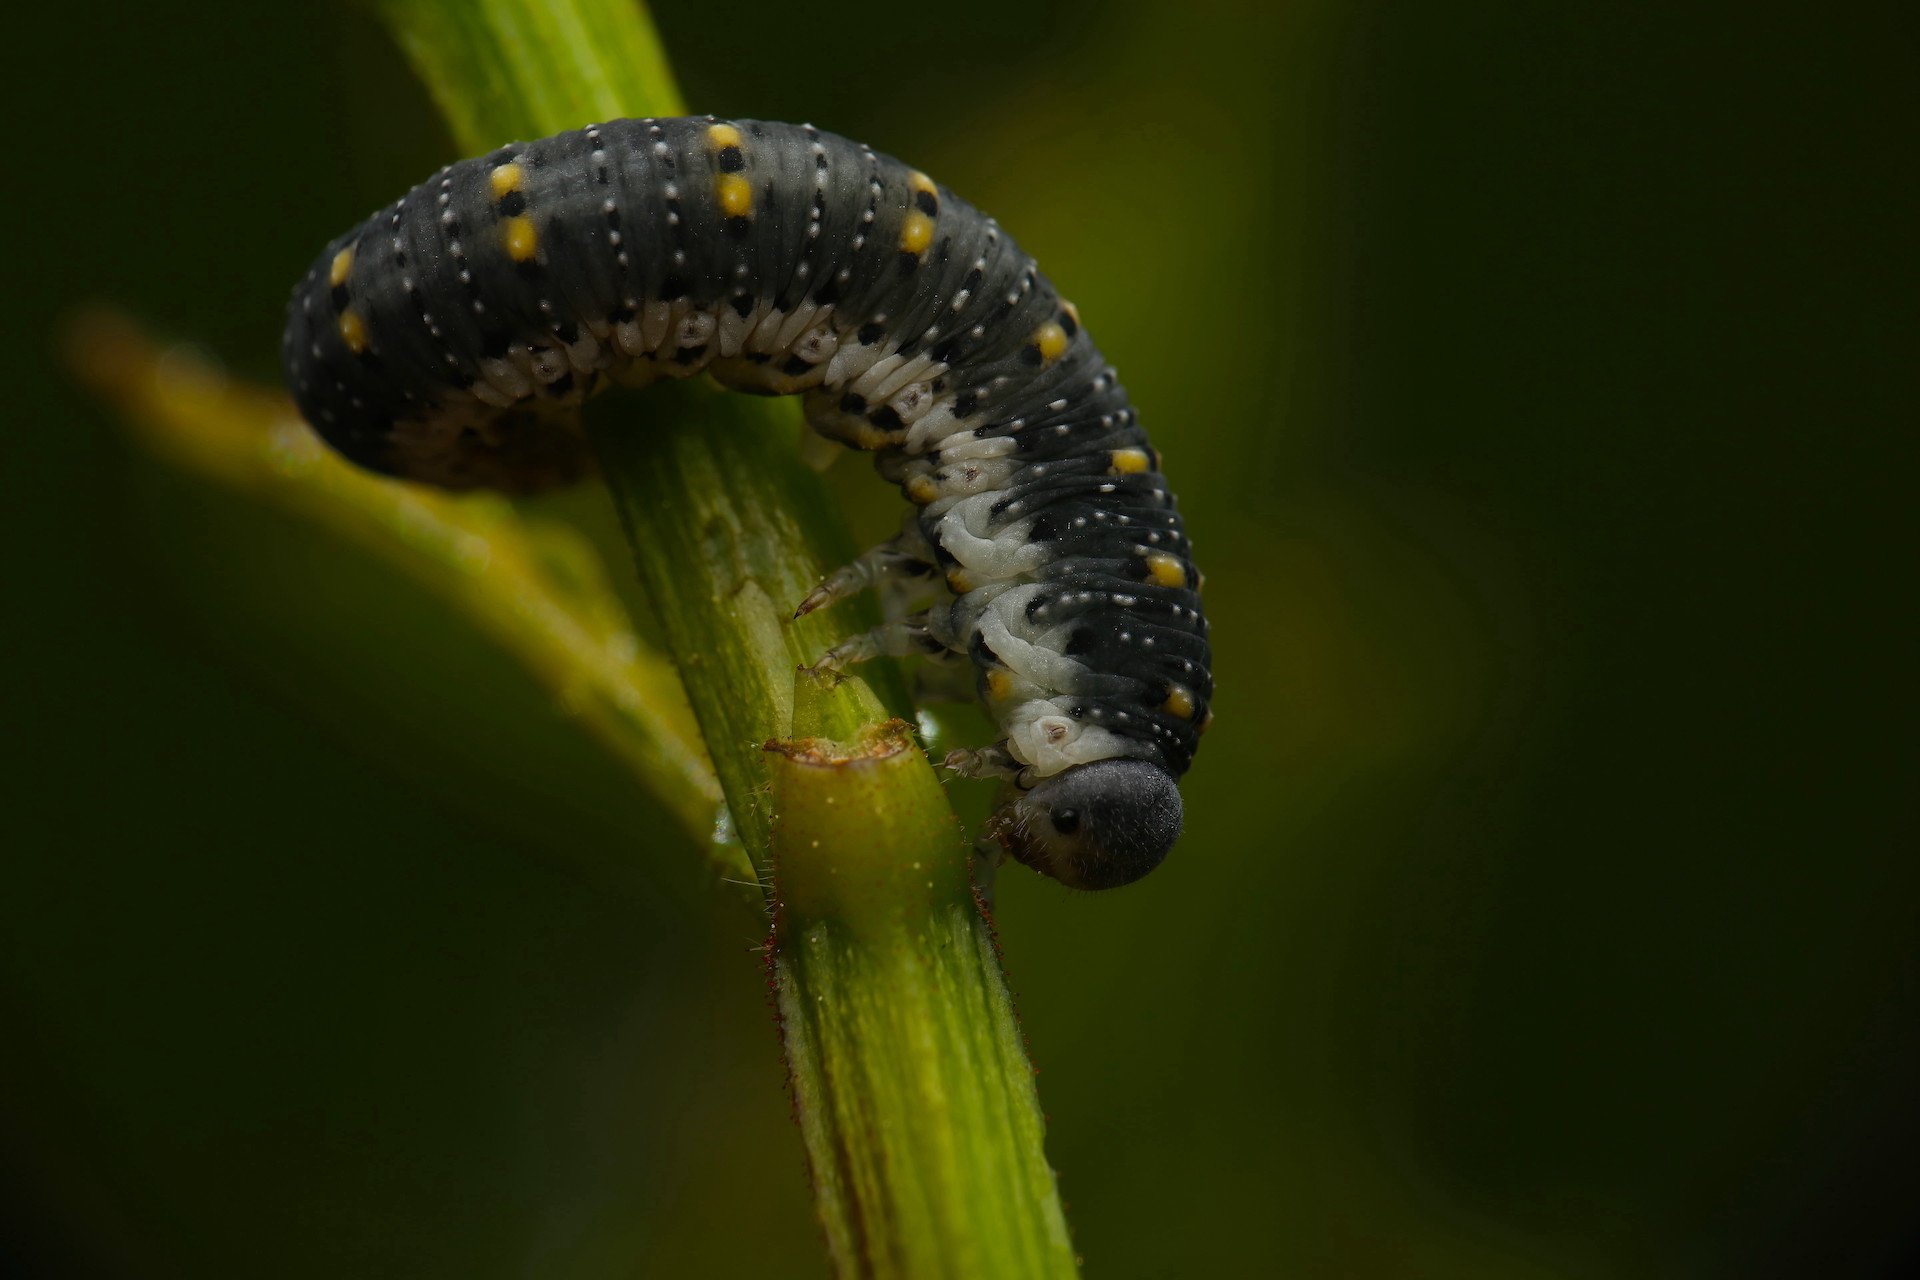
283, 117, 1212, 889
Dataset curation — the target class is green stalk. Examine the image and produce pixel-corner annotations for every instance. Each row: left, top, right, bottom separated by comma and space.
585, 385, 903, 862
770, 724, 1078, 1277
367, 2, 1080, 1273
375, 0, 684, 149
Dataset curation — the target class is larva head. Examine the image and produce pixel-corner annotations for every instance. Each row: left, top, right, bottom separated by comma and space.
1007, 759, 1183, 890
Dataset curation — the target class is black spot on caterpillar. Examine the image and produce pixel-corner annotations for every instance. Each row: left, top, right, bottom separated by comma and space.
283, 116, 1211, 890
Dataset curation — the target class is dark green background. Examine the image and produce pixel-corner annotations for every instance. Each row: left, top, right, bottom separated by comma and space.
7, 2, 1914, 1276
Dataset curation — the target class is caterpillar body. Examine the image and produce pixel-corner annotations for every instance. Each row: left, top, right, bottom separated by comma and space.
284, 117, 1211, 889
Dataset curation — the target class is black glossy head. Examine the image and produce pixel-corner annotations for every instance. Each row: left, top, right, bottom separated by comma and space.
1007, 759, 1184, 890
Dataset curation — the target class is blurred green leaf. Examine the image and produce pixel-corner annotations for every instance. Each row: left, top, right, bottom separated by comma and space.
67, 308, 736, 878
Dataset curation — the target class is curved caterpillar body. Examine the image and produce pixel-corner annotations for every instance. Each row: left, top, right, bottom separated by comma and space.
284, 117, 1211, 889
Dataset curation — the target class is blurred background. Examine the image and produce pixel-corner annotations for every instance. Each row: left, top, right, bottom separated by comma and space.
6, 1, 1914, 1275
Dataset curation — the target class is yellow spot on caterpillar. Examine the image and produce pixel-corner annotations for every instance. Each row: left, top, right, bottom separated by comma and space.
945, 568, 975, 594
985, 669, 1013, 701
502, 216, 539, 261
715, 173, 754, 218
1109, 447, 1151, 475
899, 210, 935, 255
706, 123, 744, 150
842, 421, 896, 449
1060, 300, 1080, 329
902, 171, 939, 251
1197, 708, 1214, 735
906, 474, 939, 505
337, 309, 368, 354
489, 163, 524, 200
1144, 551, 1187, 589
328, 247, 354, 288
1161, 686, 1196, 719
1032, 321, 1069, 363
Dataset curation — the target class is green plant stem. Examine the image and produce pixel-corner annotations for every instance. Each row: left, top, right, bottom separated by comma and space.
374, 0, 684, 146
586, 385, 904, 864
368, 1, 1080, 1272
770, 724, 1079, 1278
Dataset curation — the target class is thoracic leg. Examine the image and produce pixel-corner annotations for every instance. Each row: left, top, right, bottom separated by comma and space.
938, 741, 1025, 782
793, 527, 937, 619
802, 612, 947, 682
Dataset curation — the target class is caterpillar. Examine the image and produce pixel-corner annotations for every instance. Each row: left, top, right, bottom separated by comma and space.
283, 117, 1211, 889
